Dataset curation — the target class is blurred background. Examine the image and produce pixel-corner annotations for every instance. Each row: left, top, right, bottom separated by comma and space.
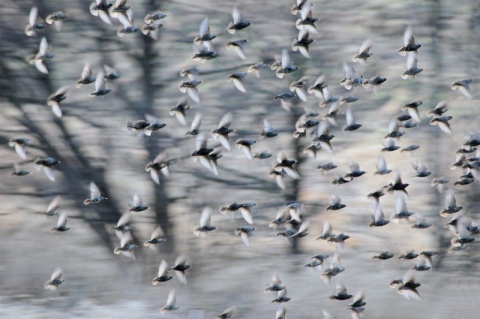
0, 0, 479, 318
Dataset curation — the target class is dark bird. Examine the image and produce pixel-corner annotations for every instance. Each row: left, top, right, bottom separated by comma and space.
326, 194, 346, 211
90, 0, 113, 25
235, 138, 256, 160
245, 62, 268, 79
193, 207, 216, 236
331, 175, 352, 185
329, 283, 353, 300
291, 0, 308, 15
109, 213, 132, 233
126, 118, 149, 138
47, 86, 68, 118
180, 75, 202, 103
362, 76, 387, 94
128, 193, 148, 212
339, 95, 359, 105
440, 190, 463, 217
402, 101, 422, 122
345, 161, 366, 179
308, 74, 328, 99
11, 163, 30, 177
430, 116, 453, 135
145, 152, 174, 184
76, 63, 95, 87
152, 260, 173, 285
295, 1, 318, 34
9, 137, 29, 160
40, 196, 61, 216
385, 118, 405, 138
25, 7, 45, 36
116, 11, 139, 37
275, 50, 298, 79
398, 250, 419, 260
401, 144, 420, 152
84, 182, 107, 205
411, 254, 432, 271
271, 289, 291, 303
226, 39, 248, 60
141, 22, 162, 39
349, 289, 366, 309
260, 119, 278, 138
410, 214, 432, 230
227, 72, 247, 93
44, 268, 65, 290
412, 160, 431, 177
322, 254, 345, 283
29, 37, 53, 74
382, 138, 400, 152
274, 152, 300, 179
89, 71, 111, 97
289, 76, 309, 102
104, 65, 121, 80
46, 10, 68, 31
367, 188, 385, 205
274, 91, 296, 111
399, 26, 421, 56
143, 226, 166, 247
291, 29, 313, 58
215, 307, 237, 319
194, 17, 216, 45
51, 212, 69, 232
264, 273, 286, 293
451, 79, 473, 99
144, 10, 166, 24
390, 271, 421, 300
168, 256, 190, 285
316, 161, 337, 173
385, 170, 409, 194
431, 177, 449, 193
191, 133, 215, 173
313, 121, 334, 153
34, 156, 60, 181
402, 53, 423, 79
327, 233, 350, 252
343, 108, 362, 131
228, 7, 250, 34
186, 113, 202, 136
212, 112, 234, 150
192, 43, 218, 62
352, 39, 373, 63
369, 205, 390, 227
375, 155, 392, 175
234, 226, 256, 246
161, 290, 179, 313
426, 100, 448, 117
290, 221, 309, 238
220, 202, 255, 225
372, 251, 394, 260
392, 193, 414, 221
340, 63, 364, 90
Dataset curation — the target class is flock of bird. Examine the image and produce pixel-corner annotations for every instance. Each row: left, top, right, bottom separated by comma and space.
5, 0, 479, 318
